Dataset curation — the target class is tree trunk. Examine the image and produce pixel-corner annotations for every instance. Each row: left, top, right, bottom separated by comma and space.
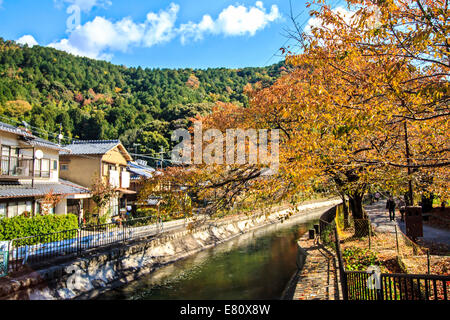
340, 193, 350, 229
349, 193, 364, 219
349, 192, 369, 237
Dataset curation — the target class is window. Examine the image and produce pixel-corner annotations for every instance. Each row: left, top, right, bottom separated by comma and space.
18, 202, 27, 216
103, 163, 109, 176
34, 159, 51, 177
109, 197, 119, 216
34, 159, 41, 177
7, 203, 18, 218
1, 147, 7, 173
1, 146, 19, 176
9, 148, 18, 174
15, 201, 33, 215
26, 201, 32, 213
37, 202, 54, 215
1, 146, 9, 175
60, 164, 69, 171
52, 160, 58, 170
41, 159, 50, 177
0, 203, 6, 219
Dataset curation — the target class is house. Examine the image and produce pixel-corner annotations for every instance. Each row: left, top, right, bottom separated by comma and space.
0, 122, 91, 220
127, 159, 158, 193
126, 160, 161, 214
59, 140, 135, 220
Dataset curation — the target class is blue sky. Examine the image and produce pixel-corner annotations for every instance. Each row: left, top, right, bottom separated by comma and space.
0, 0, 341, 69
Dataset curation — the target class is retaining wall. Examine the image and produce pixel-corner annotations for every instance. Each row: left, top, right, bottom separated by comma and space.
0, 199, 341, 300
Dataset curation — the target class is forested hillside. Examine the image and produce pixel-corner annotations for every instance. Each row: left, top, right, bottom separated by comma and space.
0, 38, 284, 157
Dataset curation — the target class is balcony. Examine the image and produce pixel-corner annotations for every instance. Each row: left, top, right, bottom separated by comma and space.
0, 154, 52, 180
0, 157, 34, 180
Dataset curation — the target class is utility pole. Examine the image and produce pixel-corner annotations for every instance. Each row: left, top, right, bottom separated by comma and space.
58, 124, 63, 146
159, 146, 165, 170
132, 143, 141, 161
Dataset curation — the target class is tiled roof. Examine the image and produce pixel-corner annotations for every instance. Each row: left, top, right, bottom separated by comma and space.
0, 179, 90, 199
61, 140, 121, 155
0, 121, 34, 138
28, 137, 70, 151
0, 121, 68, 152
128, 161, 156, 179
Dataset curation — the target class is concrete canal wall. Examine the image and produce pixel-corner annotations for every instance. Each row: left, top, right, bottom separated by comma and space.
0, 199, 341, 300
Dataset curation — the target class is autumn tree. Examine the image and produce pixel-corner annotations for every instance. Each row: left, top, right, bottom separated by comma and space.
137, 167, 193, 219
288, 0, 449, 204
140, 0, 448, 230
40, 190, 64, 215
90, 177, 117, 220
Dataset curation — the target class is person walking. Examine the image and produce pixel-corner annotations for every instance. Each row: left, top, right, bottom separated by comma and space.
375, 192, 381, 202
386, 196, 396, 221
398, 197, 406, 222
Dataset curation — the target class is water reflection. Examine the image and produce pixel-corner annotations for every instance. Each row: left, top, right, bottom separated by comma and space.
98, 212, 321, 300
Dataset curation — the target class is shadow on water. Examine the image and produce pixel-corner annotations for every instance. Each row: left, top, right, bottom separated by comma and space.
97, 214, 320, 300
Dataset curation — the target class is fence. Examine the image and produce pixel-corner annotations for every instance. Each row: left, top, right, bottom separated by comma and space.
2, 205, 289, 275
0, 251, 7, 277
318, 203, 450, 301
6, 215, 169, 273
335, 207, 437, 275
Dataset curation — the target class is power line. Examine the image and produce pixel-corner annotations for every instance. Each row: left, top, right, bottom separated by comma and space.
0, 114, 73, 144
128, 152, 174, 163
0, 114, 175, 166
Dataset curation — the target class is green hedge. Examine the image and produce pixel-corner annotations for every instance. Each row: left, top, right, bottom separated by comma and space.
0, 214, 79, 242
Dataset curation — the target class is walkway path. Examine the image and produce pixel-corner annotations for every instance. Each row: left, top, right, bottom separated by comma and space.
291, 235, 341, 300
366, 201, 450, 246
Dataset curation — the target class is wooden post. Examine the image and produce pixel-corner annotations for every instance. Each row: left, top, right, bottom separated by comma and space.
314, 224, 319, 234
395, 225, 399, 255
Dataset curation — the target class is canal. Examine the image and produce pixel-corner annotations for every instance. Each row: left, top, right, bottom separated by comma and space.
97, 210, 323, 300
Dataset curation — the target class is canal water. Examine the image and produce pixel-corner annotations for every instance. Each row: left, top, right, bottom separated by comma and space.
97, 211, 322, 300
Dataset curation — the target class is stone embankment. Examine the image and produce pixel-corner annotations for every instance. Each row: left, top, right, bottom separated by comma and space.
0, 199, 341, 300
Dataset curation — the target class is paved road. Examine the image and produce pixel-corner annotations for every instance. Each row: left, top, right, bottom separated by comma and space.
365, 201, 450, 246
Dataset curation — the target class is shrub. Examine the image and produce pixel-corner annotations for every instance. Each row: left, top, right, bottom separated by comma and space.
343, 247, 380, 271
0, 214, 79, 245
133, 207, 157, 219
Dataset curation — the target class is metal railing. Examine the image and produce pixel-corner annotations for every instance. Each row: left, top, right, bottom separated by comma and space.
3, 208, 279, 274
0, 158, 34, 178
6, 215, 169, 273
0, 251, 7, 277
318, 204, 450, 301
381, 273, 448, 300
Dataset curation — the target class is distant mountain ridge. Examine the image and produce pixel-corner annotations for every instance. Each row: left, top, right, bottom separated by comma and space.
0, 37, 285, 160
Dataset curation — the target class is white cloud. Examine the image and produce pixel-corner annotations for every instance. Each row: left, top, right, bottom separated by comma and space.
178, 1, 281, 44
41, 2, 279, 60
54, 0, 112, 12
304, 7, 356, 34
48, 4, 178, 60
16, 35, 38, 47
143, 3, 179, 47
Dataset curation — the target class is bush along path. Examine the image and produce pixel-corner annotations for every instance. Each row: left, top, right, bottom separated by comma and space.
337, 202, 450, 276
